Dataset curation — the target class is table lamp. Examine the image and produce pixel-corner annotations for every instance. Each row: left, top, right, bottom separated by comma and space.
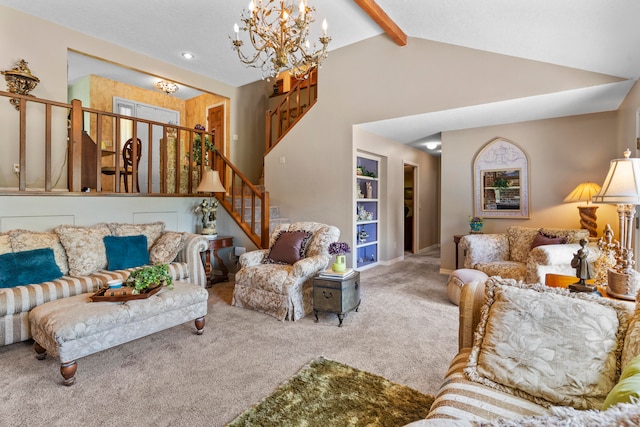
593, 149, 640, 275
563, 181, 602, 237
195, 170, 226, 235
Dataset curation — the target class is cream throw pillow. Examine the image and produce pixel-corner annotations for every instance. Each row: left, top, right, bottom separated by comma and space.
149, 231, 187, 264
0, 233, 11, 255
465, 277, 630, 410
621, 290, 640, 369
108, 222, 165, 249
55, 223, 111, 276
9, 229, 69, 275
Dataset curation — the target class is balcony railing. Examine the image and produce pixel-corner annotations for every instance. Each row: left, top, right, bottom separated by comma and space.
0, 90, 269, 248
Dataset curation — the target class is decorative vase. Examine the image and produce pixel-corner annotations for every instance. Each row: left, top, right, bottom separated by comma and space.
332, 255, 347, 273
469, 221, 483, 233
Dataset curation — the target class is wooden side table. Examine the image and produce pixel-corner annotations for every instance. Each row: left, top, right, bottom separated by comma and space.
453, 235, 464, 269
201, 235, 233, 286
313, 271, 361, 327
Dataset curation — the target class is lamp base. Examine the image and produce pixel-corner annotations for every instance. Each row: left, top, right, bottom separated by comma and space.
201, 227, 217, 236
577, 205, 598, 237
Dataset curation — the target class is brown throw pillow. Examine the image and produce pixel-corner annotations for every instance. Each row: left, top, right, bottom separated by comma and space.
530, 231, 568, 250
263, 231, 312, 265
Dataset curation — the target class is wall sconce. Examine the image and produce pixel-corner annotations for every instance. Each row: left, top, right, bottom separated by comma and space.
156, 80, 178, 95
1, 59, 40, 110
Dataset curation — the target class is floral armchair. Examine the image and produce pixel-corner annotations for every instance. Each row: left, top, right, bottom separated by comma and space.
231, 222, 340, 321
459, 226, 594, 283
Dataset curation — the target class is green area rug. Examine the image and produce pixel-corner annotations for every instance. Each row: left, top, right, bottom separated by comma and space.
228, 357, 434, 426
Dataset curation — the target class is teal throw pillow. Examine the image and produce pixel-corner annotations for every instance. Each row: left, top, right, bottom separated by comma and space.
0, 248, 63, 288
103, 235, 149, 271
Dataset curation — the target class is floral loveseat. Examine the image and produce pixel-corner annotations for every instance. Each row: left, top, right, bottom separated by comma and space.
0, 222, 208, 347
407, 276, 640, 426
459, 226, 593, 284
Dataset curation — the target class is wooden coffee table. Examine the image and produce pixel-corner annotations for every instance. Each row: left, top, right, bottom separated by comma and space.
545, 273, 609, 299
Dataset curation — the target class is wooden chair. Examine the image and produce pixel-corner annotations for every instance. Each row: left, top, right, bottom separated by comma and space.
101, 138, 142, 192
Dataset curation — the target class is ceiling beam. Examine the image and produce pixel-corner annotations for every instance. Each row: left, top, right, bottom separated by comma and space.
353, 0, 407, 46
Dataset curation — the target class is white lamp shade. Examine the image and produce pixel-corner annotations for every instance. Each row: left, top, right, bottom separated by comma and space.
593, 154, 640, 204
196, 170, 226, 193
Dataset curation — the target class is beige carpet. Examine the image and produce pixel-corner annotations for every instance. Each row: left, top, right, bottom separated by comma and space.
0, 247, 458, 427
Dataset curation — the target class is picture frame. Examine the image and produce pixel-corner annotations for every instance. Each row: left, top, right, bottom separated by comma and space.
473, 138, 529, 219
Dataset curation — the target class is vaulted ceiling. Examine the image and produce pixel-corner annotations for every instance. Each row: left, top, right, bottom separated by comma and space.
3, 0, 639, 151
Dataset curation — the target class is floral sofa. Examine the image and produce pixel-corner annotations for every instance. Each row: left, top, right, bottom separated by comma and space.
459, 226, 593, 284
407, 276, 640, 426
0, 222, 208, 346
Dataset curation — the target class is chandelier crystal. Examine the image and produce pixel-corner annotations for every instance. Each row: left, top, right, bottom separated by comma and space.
231, 0, 331, 80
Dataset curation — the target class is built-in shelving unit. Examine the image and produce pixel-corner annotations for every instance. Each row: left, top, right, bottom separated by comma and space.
355, 152, 379, 270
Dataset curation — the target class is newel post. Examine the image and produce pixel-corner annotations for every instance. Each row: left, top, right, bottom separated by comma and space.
68, 99, 84, 192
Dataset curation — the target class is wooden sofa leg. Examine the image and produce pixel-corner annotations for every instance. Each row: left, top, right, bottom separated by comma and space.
195, 317, 205, 335
61, 361, 77, 386
34, 342, 47, 360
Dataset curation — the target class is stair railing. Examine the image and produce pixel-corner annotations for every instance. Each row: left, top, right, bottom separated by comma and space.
265, 69, 318, 154
0, 91, 270, 249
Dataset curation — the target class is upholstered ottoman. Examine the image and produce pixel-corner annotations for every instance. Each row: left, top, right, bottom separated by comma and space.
446, 269, 488, 305
29, 281, 208, 385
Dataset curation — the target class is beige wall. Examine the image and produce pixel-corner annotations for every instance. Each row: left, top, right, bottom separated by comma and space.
440, 112, 621, 272
264, 35, 623, 268
0, 5, 265, 239
1, 5, 636, 265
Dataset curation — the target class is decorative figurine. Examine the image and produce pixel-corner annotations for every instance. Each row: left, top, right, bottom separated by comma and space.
356, 182, 364, 199
569, 238, 597, 293
195, 198, 218, 235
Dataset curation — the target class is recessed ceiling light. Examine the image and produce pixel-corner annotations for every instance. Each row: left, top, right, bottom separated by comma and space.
425, 142, 441, 150
181, 52, 195, 60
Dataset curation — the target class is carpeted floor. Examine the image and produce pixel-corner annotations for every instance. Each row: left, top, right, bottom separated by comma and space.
228, 356, 434, 426
0, 247, 457, 427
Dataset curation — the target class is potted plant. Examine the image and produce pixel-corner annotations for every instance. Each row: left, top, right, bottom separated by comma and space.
329, 242, 351, 273
188, 124, 216, 167
125, 264, 173, 295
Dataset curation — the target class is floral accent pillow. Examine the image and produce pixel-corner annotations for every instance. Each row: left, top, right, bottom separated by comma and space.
263, 230, 312, 265
8, 229, 69, 275
108, 222, 165, 249
55, 223, 111, 276
149, 231, 187, 264
506, 227, 541, 263
465, 277, 630, 410
0, 233, 11, 256
621, 290, 640, 369
476, 402, 640, 427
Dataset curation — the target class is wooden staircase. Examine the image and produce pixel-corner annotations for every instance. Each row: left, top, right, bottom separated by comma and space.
1, 72, 320, 250
265, 69, 318, 154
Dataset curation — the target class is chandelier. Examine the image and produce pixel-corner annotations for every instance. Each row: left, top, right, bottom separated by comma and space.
232, 0, 331, 80
156, 80, 179, 95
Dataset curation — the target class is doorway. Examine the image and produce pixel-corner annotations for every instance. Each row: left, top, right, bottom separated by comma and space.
404, 163, 417, 253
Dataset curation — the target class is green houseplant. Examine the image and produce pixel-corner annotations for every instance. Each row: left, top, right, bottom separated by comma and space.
125, 264, 173, 295
189, 124, 215, 166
